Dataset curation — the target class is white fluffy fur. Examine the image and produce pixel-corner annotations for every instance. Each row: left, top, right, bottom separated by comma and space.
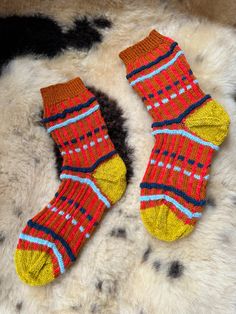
0, 1, 236, 313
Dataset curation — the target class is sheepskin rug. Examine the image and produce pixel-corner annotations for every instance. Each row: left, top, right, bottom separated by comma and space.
0, 1, 236, 313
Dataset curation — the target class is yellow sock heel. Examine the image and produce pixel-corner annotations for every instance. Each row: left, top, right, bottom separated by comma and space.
92, 155, 127, 204
185, 100, 230, 145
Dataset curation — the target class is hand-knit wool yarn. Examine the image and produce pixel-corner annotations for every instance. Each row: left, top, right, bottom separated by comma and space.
15, 77, 127, 285
120, 30, 230, 241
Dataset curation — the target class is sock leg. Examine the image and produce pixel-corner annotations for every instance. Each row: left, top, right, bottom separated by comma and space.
120, 30, 230, 241
15, 78, 127, 285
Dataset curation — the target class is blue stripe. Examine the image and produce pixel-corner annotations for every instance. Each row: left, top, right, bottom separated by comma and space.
27, 220, 76, 262
42, 97, 96, 123
58, 196, 98, 225
151, 95, 211, 127
126, 42, 178, 79
47, 104, 99, 133
60, 173, 111, 208
62, 150, 116, 173
140, 182, 206, 206
130, 51, 184, 86
19, 233, 65, 274
140, 194, 202, 219
59, 124, 107, 147
152, 129, 219, 150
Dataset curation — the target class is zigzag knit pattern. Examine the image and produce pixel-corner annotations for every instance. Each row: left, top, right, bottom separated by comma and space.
14, 78, 127, 286
120, 30, 230, 241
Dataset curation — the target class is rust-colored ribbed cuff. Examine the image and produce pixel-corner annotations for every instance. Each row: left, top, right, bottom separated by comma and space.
40, 77, 87, 106
119, 30, 168, 65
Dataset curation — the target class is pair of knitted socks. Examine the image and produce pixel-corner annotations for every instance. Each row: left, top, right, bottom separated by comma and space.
15, 30, 230, 286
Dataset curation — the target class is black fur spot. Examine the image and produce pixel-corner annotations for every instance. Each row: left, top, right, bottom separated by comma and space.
65, 18, 102, 51
110, 227, 127, 238
93, 17, 112, 28
53, 143, 63, 177
0, 14, 112, 72
234, 93, 236, 103
221, 233, 231, 244
71, 304, 82, 311
0, 232, 5, 244
34, 157, 40, 164
95, 279, 103, 291
16, 302, 23, 311
153, 260, 161, 271
195, 54, 204, 63
52, 88, 133, 182
142, 245, 152, 263
0, 15, 65, 71
207, 196, 216, 207
232, 196, 236, 205
13, 208, 23, 217
168, 261, 184, 278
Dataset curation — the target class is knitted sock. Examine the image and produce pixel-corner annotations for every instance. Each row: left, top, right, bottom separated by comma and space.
119, 30, 230, 242
15, 78, 127, 285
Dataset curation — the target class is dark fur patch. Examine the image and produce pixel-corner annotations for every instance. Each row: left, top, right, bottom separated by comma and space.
16, 302, 23, 311
206, 196, 216, 207
53, 143, 63, 178
95, 279, 103, 291
153, 260, 161, 271
195, 54, 204, 63
65, 17, 102, 51
89, 87, 133, 182
53, 88, 133, 182
142, 245, 152, 263
13, 208, 23, 218
0, 232, 5, 244
0, 15, 65, 71
93, 17, 112, 28
168, 261, 184, 278
110, 227, 127, 238
0, 14, 111, 72
71, 304, 82, 311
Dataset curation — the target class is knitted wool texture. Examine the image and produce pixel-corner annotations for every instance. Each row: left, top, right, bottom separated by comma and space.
15, 77, 127, 286
119, 30, 230, 242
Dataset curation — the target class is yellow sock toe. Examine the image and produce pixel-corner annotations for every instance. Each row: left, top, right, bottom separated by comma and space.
14, 249, 55, 286
141, 205, 194, 242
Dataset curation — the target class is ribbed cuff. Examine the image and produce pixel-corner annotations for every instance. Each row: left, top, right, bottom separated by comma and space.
40, 77, 87, 106
119, 30, 169, 65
